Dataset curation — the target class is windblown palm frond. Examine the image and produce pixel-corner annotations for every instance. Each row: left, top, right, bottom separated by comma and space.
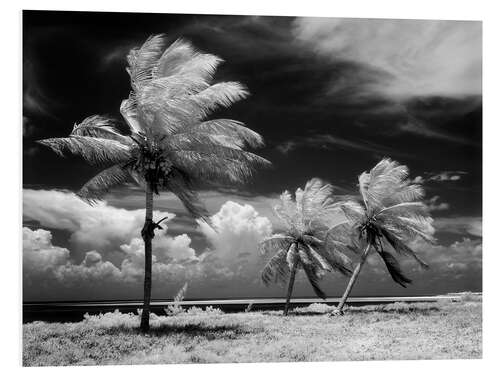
38, 136, 133, 166
70, 115, 130, 143
260, 179, 354, 302
350, 158, 434, 287
261, 248, 290, 286
162, 168, 210, 222
78, 164, 132, 203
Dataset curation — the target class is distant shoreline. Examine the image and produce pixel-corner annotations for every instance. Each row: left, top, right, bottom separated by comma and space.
23, 293, 481, 323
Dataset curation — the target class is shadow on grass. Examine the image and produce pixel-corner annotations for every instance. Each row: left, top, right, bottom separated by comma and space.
261, 305, 442, 317
105, 323, 258, 339
344, 307, 440, 315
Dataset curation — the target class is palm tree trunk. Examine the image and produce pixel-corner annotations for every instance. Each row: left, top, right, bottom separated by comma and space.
283, 257, 299, 316
140, 182, 154, 333
336, 243, 371, 313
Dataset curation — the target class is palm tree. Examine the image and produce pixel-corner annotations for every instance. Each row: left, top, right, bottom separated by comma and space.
38, 35, 270, 332
334, 158, 435, 314
259, 178, 356, 315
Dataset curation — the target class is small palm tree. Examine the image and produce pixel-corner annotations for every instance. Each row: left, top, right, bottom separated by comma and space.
335, 158, 434, 314
259, 178, 355, 315
38, 35, 270, 332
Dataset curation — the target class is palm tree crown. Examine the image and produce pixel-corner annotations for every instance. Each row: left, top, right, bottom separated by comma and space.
260, 178, 355, 302
342, 158, 435, 287
39, 34, 270, 219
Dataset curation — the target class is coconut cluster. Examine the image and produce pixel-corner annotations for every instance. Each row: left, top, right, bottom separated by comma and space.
130, 147, 173, 192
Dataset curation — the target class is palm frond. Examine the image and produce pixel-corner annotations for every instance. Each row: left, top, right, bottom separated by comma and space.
359, 158, 416, 212
377, 212, 435, 243
297, 245, 313, 266
259, 235, 294, 256
301, 262, 327, 299
179, 119, 264, 148
139, 73, 210, 102
274, 190, 300, 230
376, 201, 428, 217
376, 245, 412, 287
190, 82, 249, 116
340, 200, 365, 223
261, 248, 289, 286
156, 47, 223, 82
165, 132, 247, 151
312, 240, 354, 276
300, 178, 341, 227
71, 115, 129, 143
37, 136, 132, 165
78, 164, 131, 204
120, 98, 144, 134
162, 168, 210, 222
305, 244, 333, 272
169, 148, 270, 185
154, 38, 198, 79
127, 34, 167, 90
379, 227, 429, 269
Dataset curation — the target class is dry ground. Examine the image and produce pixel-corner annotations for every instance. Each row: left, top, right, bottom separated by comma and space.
23, 300, 482, 366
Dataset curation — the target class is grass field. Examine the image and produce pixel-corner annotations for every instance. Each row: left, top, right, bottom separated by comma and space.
23, 299, 482, 366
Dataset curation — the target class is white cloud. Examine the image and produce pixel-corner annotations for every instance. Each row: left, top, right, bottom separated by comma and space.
199, 201, 272, 258
22, 199, 275, 296
434, 217, 482, 237
293, 18, 481, 99
23, 189, 174, 253
22, 226, 204, 289
23, 227, 70, 275
425, 196, 450, 212
411, 237, 482, 273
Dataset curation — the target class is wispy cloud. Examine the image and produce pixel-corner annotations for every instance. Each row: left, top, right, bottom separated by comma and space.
433, 216, 482, 238
413, 171, 468, 184
276, 133, 413, 159
425, 196, 450, 212
292, 18, 481, 100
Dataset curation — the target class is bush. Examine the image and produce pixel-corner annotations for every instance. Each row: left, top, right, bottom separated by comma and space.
83, 310, 139, 329
460, 292, 482, 302
292, 303, 334, 314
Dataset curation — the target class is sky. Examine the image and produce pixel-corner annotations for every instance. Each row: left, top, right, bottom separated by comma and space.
22, 11, 482, 302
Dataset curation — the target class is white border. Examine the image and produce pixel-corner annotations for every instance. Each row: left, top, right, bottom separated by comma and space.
2, 0, 497, 374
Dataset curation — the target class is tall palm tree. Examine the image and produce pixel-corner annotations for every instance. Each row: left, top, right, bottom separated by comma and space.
259, 178, 356, 315
38, 35, 270, 332
334, 158, 435, 314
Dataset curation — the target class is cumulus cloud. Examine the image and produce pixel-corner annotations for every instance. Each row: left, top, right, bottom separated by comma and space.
293, 18, 481, 100
23, 227, 207, 290
198, 201, 273, 280
411, 237, 482, 274
23, 196, 276, 298
23, 227, 70, 276
23, 189, 174, 255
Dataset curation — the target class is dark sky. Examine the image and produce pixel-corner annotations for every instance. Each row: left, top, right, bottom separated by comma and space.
23, 11, 482, 301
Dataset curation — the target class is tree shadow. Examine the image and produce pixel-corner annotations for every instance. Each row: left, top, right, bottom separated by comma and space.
260, 305, 441, 317
343, 306, 441, 315
105, 323, 259, 339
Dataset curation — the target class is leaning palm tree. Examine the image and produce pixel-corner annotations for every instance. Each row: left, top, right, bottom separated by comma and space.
38, 35, 270, 332
259, 178, 356, 315
334, 158, 435, 314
